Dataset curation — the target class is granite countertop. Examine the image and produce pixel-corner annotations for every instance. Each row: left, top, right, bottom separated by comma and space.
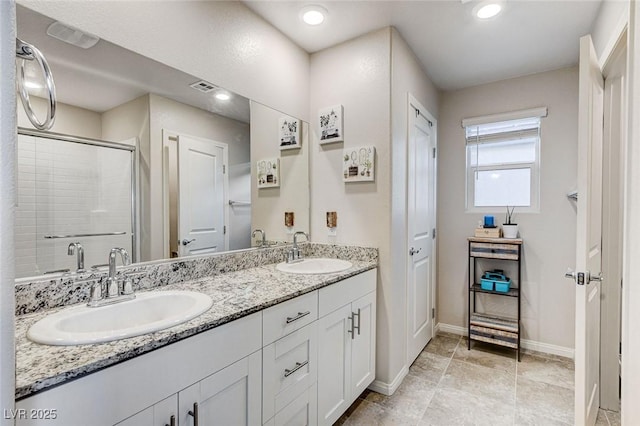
15, 259, 377, 400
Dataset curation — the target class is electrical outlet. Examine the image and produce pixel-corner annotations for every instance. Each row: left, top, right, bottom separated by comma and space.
328, 227, 337, 236
286, 226, 294, 235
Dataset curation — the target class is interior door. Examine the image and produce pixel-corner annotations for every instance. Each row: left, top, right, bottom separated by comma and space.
571, 34, 605, 426
407, 98, 436, 365
178, 135, 227, 256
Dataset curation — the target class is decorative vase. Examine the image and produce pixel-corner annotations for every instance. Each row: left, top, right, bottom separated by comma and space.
502, 224, 518, 239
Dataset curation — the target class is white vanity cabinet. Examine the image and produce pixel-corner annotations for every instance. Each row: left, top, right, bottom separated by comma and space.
16, 312, 263, 426
115, 395, 177, 426
177, 351, 262, 426
16, 268, 377, 426
317, 269, 377, 426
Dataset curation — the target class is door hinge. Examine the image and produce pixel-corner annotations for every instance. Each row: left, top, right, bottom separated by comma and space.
432, 228, 436, 239
432, 308, 435, 319
223, 165, 226, 174
223, 225, 226, 235
432, 147, 436, 158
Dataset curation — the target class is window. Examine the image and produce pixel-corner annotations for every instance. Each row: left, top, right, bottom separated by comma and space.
465, 114, 542, 211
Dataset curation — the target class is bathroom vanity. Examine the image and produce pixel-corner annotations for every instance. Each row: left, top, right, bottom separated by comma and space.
14, 244, 377, 426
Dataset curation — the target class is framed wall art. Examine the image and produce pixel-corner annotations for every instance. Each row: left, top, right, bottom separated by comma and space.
257, 158, 280, 188
318, 104, 344, 144
278, 116, 301, 150
343, 146, 375, 182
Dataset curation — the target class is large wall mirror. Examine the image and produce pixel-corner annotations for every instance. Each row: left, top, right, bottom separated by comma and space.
15, 5, 310, 279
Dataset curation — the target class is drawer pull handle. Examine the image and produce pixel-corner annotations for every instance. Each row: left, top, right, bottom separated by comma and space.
165, 415, 176, 426
286, 311, 311, 324
284, 360, 309, 377
348, 309, 361, 339
188, 402, 199, 426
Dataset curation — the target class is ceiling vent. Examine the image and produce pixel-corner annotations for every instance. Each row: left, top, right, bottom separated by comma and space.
189, 80, 218, 93
46, 21, 100, 49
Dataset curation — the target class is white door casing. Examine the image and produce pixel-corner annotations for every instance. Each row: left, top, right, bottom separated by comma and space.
177, 134, 229, 256
573, 34, 605, 426
407, 95, 436, 365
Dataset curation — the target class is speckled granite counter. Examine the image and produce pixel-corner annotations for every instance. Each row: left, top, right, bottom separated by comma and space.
15, 254, 377, 400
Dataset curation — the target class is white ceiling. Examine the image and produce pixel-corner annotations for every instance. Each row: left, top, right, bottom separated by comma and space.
243, 0, 603, 91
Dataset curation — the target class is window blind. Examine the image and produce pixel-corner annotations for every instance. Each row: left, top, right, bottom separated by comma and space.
465, 117, 541, 145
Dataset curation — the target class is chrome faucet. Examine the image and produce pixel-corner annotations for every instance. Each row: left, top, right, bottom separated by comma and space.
88, 247, 134, 307
287, 231, 309, 263
67, 242, 85, 273
252, 229, 267, 248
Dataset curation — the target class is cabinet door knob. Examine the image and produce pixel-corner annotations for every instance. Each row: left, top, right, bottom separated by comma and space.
188, 402, 199, 426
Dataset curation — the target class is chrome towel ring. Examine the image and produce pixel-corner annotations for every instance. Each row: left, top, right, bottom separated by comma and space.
15, 38, 56, 130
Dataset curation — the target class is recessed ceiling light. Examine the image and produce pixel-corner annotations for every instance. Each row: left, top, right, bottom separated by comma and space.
215, 92, 231, 101
474, 2, 502, 19
301, 5, 327, 26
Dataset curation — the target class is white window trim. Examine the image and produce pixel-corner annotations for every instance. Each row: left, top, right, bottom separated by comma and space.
464, 118, 541, 214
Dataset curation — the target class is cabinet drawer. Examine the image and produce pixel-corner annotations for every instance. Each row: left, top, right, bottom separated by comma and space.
469, 242, 519, 260
263, 291, 318, 346
319, 269, 376, 316
263, 322, 318, 421
267, 383, 317, 426
470, 325, 518, 349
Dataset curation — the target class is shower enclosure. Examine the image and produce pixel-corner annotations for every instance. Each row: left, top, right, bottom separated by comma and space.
16, 129, 137, 278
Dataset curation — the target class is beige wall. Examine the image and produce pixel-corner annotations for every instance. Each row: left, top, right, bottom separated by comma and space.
310, 27, 440, 390
19, 0, 310, 121
18, 96, 101, 139
389, 28, 440, 383
310, 27, 393, 385
437, 67, 579, 351
250, 101, 309, 244
592, 0, 629, 62
102, 94, 150, 261
149, 94, 251, 260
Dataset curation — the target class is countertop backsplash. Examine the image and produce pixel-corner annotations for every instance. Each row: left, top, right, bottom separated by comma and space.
15, 243, 378, 316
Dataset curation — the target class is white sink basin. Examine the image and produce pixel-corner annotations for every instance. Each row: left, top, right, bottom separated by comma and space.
276, 258, 353, 274
27, 291, 213, 346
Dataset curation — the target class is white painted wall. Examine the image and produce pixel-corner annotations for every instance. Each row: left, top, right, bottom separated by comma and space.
310, 27, 393, 386
592, 0, 629, 63
310, 27, 440, 391
0, 1, 16, 421
389, 28, 440, 387
250, 101, 309, 244
18, 96, 101, 139
102, 95, 151, 261
18, 0, 310, 121
437, 67, 579, 351
149, 94, 250, 259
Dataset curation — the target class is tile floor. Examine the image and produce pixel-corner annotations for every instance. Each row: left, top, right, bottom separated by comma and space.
336, 332, 621, 426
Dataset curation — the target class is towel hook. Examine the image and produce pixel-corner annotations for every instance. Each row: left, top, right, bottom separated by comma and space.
15, 38, 56, 130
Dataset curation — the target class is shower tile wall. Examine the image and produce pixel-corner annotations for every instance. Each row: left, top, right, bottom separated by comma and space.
16, 134, 133, 278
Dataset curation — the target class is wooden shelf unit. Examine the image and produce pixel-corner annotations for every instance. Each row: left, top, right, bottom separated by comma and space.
467, 237, 523, 361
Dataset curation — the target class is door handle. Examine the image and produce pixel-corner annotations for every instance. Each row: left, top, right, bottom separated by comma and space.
188, 402, 199, 426
182, 238, 196, 246
409, 247, 422, 256
589, 272, 604, 283
565, 268, 586, 285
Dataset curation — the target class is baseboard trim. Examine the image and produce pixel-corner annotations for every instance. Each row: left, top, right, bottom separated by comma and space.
435, 322, 575, 359
368, 365, 408, 396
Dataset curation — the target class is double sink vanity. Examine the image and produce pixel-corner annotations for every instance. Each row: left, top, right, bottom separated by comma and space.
14, 243, 378, 426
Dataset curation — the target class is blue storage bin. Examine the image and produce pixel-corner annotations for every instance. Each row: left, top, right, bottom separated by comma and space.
494, 281, 511, 293
481, 271, 511, 292
480, 279, 494, 291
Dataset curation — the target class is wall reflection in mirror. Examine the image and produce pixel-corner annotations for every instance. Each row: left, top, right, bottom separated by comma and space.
15, 5, 310, 279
